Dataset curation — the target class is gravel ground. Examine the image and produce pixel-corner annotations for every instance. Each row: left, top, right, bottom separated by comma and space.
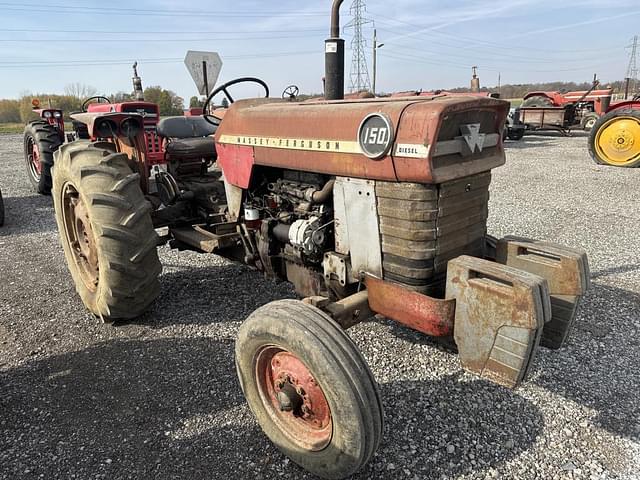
0, 131, 639, 480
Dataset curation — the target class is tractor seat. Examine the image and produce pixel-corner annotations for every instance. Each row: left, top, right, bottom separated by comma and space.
157, 116, 217, 160
165, 137, 216, 158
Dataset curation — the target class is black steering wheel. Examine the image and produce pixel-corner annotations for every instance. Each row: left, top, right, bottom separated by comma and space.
202, 77, 269, 125
82, 96, 112, 112
282, 85, 300, 100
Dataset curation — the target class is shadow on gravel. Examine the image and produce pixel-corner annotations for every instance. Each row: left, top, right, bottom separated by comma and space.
124, 265, 296, 329
533, 282, 640, 441
0, 337, 277, 479
359, 375, 543, 480
0, 194, 56, 236
0, 338, 542, 480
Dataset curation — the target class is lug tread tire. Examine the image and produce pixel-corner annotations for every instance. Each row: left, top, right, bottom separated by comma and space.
52, 142, 162, 321
588, 109, 640, 168
23, 121, 62, 195
236, 299, 383, 480
0, 187, 4, 227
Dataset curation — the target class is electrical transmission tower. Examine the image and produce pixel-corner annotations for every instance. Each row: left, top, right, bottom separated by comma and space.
345, 0, 373, 93
625, 35, 639, 97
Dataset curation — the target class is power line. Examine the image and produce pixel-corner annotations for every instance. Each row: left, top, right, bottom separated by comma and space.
0, 33, 325, 43
0, 2, 326, 18
344, 0, 373, 93
0, 27, 327, 35
0, 51, 320, 69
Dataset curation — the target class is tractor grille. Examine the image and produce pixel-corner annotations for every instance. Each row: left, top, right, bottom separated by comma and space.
376, 172, 491, 296
145, 129, 162, 154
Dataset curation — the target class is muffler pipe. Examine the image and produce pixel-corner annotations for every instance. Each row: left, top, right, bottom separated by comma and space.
325, 0, 345, 101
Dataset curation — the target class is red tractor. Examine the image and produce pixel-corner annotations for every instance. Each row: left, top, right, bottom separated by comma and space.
588, 93, 640, 167
49, 2, 590, 477
520, 81, 613, 133
23, 99, 66, 194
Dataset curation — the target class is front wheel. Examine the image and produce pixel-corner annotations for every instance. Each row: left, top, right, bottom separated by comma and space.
236, 300, 383, 479
588, 109, 640, 168
52, 142, 162, 320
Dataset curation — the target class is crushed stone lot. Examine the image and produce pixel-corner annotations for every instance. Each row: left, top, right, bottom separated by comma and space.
0, 131, 639, 480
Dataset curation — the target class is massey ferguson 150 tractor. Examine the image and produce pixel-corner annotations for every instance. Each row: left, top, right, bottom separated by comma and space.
588, 93, 640, 168
50, 2, 590, 477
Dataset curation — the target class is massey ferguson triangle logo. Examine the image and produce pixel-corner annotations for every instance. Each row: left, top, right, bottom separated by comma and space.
459, 123, 486, 155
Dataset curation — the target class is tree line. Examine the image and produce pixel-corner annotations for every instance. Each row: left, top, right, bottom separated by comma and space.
0, 84, 186, 123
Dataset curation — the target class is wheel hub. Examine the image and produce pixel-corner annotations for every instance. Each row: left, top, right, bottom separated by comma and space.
62, 185, 99, 292
27, 138, 42, 177
256, 347, 332, 451
596, 117, 640, 165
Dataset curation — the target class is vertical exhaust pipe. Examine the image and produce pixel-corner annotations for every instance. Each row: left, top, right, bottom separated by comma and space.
325, 0, 345, 100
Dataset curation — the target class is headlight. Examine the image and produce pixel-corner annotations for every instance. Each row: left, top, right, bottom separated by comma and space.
95, 119, 117, 138
53, 111, 62, 118
43, 111, 52, 118
120, 118, 142, 138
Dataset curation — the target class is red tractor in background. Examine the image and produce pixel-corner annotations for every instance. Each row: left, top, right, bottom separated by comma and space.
588, 93, 640, 167
45, 2, 591, 477
23, 99, 66, 194
519, 81, 613, 133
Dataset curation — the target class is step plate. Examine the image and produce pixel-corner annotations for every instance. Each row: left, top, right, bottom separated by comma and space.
495, 237, 590, 350
446, 256, 550, 388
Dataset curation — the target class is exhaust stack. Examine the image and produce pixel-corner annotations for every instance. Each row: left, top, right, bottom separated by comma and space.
132, 62, 145, 101
325, 0, 345, 100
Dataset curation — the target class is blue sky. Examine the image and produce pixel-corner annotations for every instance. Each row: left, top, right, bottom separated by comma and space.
0, 0, 638, 101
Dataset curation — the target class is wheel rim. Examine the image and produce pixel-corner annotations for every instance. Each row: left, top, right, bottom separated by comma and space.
26, 137, 42, 180
595, 116, 640, 165
255, 346, 332, 451
61, 183, 99, 292
585, 118, 596, 129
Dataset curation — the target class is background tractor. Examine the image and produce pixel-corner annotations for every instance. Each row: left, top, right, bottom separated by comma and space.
23, 99, 65, 194
519, 79, 612, 133
588, 93, 640, 167
49, 1, 590, 478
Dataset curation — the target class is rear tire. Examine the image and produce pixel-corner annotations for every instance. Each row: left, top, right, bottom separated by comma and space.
24, 121, 62, 195
52, 142, 162, 320
0, 187, 4, 227
507, 129, 525, 141
588, 109, 640, 168
236, 299, 383, 479
521, 95, 554, 108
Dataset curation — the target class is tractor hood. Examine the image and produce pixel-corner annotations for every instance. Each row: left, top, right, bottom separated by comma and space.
215, 95, 509, 188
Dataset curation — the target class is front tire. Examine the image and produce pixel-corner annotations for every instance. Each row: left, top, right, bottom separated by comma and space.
52, 142, 162, 320
581, 113, 599, 131
236, 300, 383, 479
588, 109, 640, 168
24, 121, 62, 195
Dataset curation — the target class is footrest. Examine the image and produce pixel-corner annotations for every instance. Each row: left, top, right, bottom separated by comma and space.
495, 237, 590, 349
446, 256, 550, 388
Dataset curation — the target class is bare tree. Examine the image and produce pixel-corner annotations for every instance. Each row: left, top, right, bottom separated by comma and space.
64, 83, 98, 99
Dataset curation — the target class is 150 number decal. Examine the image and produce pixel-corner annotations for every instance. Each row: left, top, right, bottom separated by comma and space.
358, 113, 394, 160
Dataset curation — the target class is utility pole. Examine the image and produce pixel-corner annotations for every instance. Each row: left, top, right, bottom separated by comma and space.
372, 29, 384, 96
625, 35, 638, 99
345, 0, 373, 93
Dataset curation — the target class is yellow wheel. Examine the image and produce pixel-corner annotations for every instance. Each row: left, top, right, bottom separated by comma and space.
589, 109, 640, 168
